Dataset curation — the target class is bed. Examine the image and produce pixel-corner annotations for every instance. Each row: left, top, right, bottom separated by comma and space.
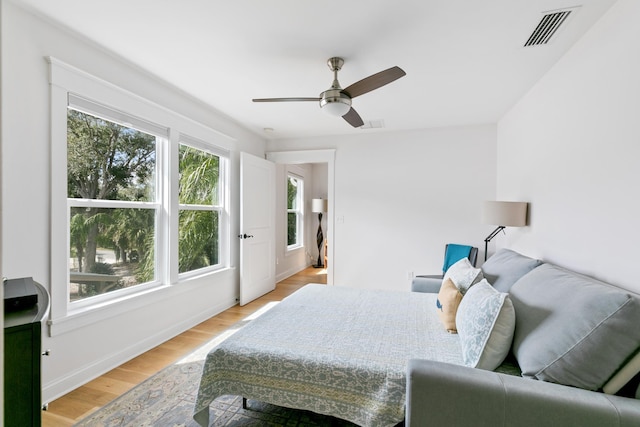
193, 284, 463, 426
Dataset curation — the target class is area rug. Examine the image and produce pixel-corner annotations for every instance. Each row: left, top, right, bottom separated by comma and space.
74, 311, 362, 427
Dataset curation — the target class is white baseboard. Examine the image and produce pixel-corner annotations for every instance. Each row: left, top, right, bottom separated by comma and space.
275, 263, 313, 283
41, 297, 237, 404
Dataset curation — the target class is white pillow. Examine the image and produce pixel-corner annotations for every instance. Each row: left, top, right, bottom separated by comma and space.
443, 257, 483, 294
456, 280, 515, 370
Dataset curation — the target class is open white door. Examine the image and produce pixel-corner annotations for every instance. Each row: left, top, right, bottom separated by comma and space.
239, 152, 276, 305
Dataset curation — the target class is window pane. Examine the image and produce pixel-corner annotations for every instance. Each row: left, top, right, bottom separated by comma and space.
287, 212, 297, 246
69, 207, 155, 301
179, 209, 219, 273
67, 109, 156, 202
287, 176, 298, 210
179, 145, 219, 205
67, 107, 158, 303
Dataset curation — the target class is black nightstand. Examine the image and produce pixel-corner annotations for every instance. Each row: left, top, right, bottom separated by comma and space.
4, 279, 50, 427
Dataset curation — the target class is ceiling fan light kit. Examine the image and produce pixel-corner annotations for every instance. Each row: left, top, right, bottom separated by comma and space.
252, 57, 405, 128
320, 89, 351, 116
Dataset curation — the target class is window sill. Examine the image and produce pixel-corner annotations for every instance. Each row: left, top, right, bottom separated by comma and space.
286, 245, 304, 255
47, 267, 234, 336
178, 264, 227, 283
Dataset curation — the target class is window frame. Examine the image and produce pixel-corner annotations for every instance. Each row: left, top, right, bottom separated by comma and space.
176, 135, 229, 280
65, 98, 166, 309
48, 57, 233, 336
286, 173, 304, 251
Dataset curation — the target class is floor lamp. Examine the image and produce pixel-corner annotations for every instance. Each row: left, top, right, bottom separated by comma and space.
312, 198, 328, 268
482, 201, 528, 261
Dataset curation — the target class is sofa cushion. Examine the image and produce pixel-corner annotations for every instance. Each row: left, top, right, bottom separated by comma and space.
436, 278, 463, 333
443, 257, 483, 294
411, 276, 442, 293
481, 248, 542, 293
510, 263, 640, 391
456, 280, 515, 370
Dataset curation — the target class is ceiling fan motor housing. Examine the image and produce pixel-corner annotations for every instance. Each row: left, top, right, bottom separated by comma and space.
320, 89, 351, 116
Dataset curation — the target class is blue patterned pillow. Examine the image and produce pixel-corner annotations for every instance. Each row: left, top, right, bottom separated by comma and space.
456, 280, 515, 370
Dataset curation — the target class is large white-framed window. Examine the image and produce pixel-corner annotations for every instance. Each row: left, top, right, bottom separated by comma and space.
177, 136, 229, 278
48, 57, 232, 334
286, 173, 304, 250
66, 95, 165, 309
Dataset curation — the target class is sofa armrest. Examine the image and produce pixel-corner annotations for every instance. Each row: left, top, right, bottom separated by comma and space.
406, 359, 640, 427
411, 275, 442, 293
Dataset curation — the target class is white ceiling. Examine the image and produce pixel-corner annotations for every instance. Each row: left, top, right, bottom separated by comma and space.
14, 0, 617, 140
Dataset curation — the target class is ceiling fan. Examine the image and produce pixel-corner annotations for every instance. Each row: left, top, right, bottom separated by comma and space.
252, 57, 406, 128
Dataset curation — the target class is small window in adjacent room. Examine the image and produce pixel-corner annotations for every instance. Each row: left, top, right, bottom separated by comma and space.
287, 174, 304, 250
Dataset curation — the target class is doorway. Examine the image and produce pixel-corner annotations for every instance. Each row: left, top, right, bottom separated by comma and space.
266, 150, 335, 285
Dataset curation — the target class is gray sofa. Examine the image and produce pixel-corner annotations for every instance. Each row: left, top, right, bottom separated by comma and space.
408, 248, 640, 426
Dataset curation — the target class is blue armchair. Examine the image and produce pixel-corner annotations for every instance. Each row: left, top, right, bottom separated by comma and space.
411, 244, 478, 293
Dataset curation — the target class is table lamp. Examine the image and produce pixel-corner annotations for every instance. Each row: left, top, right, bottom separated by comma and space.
311, 198, 328, 268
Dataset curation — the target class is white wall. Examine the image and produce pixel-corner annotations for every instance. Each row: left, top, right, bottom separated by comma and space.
268, 125, 497, 291
497, 0, 640, 293
1, 2, 265, 402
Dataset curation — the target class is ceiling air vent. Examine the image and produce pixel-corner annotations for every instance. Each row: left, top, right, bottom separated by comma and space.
360, 119, 385, 129
524, 8, 575, 47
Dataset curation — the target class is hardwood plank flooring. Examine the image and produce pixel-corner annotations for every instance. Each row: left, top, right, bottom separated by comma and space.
42, 266, 327, 426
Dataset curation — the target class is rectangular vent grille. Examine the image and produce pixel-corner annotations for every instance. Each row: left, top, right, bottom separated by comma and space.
524, 10, 572, 46
360, 119, 385, 129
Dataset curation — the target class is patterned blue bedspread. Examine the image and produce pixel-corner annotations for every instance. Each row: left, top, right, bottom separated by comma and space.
193, 284, 463, 426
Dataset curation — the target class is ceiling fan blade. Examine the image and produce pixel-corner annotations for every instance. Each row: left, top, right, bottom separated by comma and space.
252, 97, 320, 102
342, 107, 364, 128
343, 66, 406, 98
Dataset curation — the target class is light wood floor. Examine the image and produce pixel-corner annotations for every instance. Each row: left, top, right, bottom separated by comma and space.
42, 267, 327, 426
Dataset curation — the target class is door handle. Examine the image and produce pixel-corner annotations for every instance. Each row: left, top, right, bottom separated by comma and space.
238, 233, 254, 239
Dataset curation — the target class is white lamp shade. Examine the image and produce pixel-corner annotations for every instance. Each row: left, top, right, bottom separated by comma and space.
312, 198, 328, 213
482, 201, 528, 227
